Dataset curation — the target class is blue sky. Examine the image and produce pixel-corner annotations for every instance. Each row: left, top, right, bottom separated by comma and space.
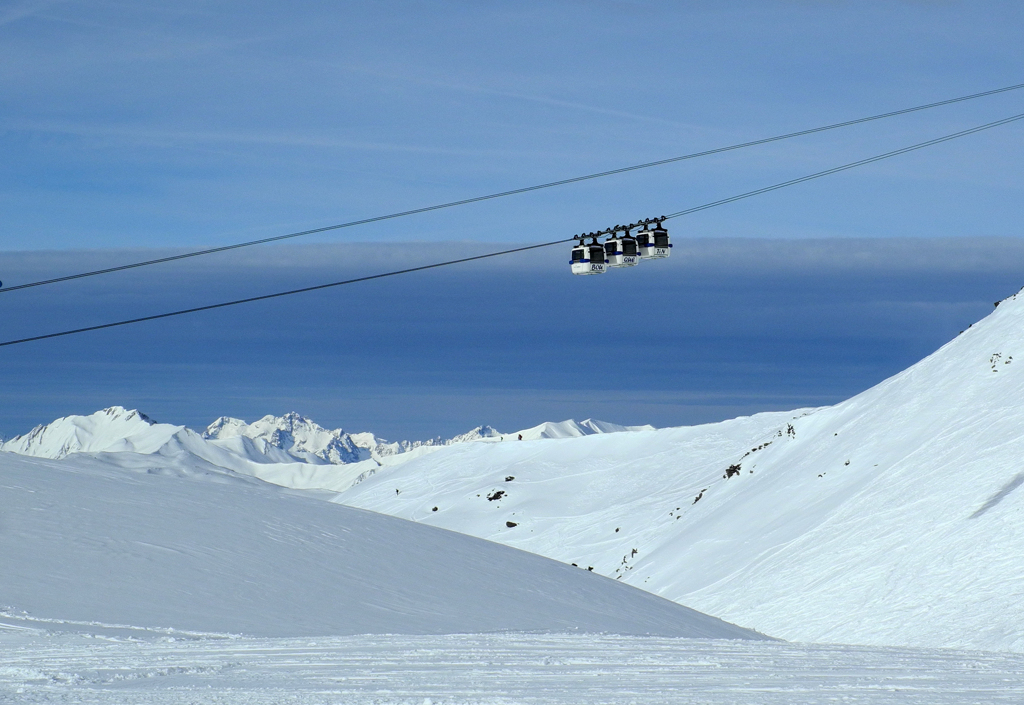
1, 2, 1023, 438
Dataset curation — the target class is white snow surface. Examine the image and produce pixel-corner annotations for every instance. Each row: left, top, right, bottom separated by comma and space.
337, 290, 1024, 652
4, 630, 1024, 705
0, 450, 760, 640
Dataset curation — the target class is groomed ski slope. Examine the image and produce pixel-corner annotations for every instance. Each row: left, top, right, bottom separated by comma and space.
339, 288, 1024, 652
5, 629, 1024, 705
0, 451, 760, 640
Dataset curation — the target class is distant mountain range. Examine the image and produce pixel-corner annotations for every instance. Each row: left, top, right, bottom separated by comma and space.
1, 408, 653, 492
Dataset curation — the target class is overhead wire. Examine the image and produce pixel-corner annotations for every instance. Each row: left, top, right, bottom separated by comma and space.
0, 241, 572, 348
2, 109, 1022, 349
664, 111, 1024, 220
2, 81, 1024, 294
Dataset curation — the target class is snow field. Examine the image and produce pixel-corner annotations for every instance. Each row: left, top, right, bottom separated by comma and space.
3, 631, 1024, 704
0, 451, 758, 640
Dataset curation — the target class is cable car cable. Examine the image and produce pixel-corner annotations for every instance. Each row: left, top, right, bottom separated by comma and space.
0, 241, 573, 348
2, 81, 1023, 295
2, 109, 1022, 349
663, 110, 1024, 220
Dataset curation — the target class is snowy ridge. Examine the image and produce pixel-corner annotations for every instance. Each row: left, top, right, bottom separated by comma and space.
510, 418, 655, 440
358, 424, 503, 458
355, 419, 653, 455
0, 451, 761, 640
337, 290, 1024, 652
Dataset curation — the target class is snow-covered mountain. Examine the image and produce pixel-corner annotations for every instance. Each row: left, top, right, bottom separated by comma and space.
0, 409, 651, 493
2, 407, 168, 458
336, 289, 1024, 652
0, 407, 376, 491
204, 411, 367, 464
0, 451, 761, 640
198, 414, 643, 463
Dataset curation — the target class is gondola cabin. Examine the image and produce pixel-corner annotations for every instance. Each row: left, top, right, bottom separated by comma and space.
603, 234, 640, 267
637, 224, 671, 259
570, 242, 608, 275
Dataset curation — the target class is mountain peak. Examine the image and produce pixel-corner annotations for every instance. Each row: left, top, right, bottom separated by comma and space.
91, 406, 156, 426
203, 412, 365, 465
0, 407, 173, 459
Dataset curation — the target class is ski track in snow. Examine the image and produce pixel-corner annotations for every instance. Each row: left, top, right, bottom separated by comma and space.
3, 632, 1024, 704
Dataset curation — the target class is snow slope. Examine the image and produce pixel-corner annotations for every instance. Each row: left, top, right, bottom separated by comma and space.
0, 451, 761, 640
338, 289, 1024, 652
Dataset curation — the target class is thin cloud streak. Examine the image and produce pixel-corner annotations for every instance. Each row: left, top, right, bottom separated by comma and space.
332, 59, 710, 131
0, 0, 63, 28
0, 120, 543, 158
